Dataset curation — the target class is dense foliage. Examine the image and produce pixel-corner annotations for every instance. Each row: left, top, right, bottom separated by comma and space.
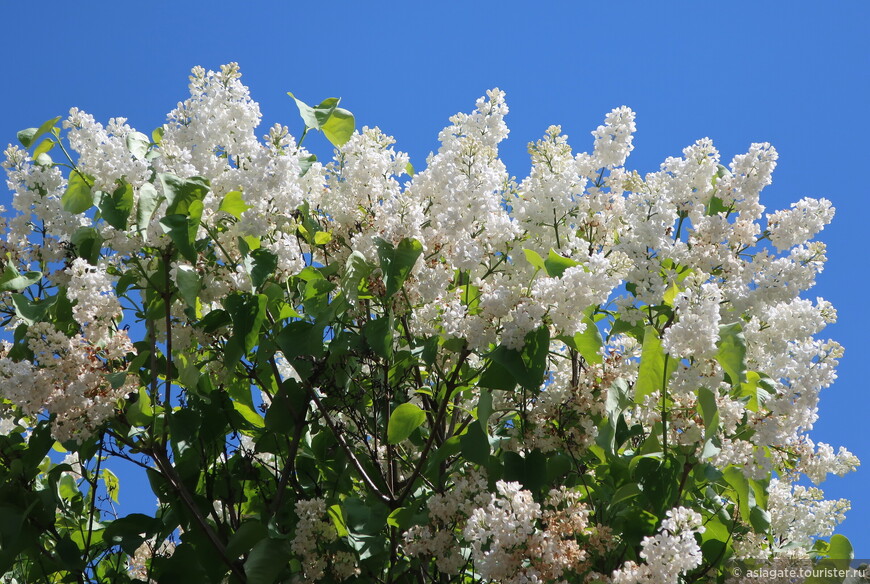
0, 63, 858, 583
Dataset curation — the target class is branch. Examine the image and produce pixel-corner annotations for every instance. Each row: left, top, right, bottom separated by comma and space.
306, 385, 393, 505
149, 448, 247, 582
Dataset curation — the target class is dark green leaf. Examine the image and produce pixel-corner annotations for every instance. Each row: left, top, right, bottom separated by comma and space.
277, 321, 325, 361
70, 226, 103, 264
248, 248, 277, 290
103, 514, 161, 555
159, 213, 200, 263
460, 421, 490, 466
224, 293, 267, 364
94, 180, 134, 230
478, 359, 516, 391
159, 173, 209, 216
364, 315, 393, 359
503, 449, 547, 492
376, 237, 423, 298
486, 326, 550, 391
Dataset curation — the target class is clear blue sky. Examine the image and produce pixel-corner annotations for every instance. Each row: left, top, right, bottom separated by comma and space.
2, 1, 869, 554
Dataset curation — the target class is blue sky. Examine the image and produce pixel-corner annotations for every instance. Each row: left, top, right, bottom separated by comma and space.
2, 1, 869, 553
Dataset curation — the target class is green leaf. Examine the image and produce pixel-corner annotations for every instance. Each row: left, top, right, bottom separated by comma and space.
299, 153, 317, 177
277, 321, 325, 361
697, 387, 720, 438
174, 264, 201, 310
523, 248, 546, 271
485, 326, 550, 391
62, 171, 93, 214
460, 420, 490, 465
218, 190, 249, 218
749, 505, 770, 533
544, 249, 579, 278
663, 280, 681, 307
159, 173, 209, 216
226, 521, 267, 560
503, 449, 547, 492
151, 126, 164, 145
610, 483, 642, 507
388, 403, 426, 444
70, 226, 104, 264
287, 93, 355, 147
288, 92, 336, 130
717, 322, 747, 386
478, 359, 516, 391
313, 231, 332, 245
477, 388, 493, 430
386, 507, 416, 530
102, 514, 161, 555
159, 212, 200, 263
11, 293, 55, 325
328, 504, 349, 537
233, 400, 265, 428
17, 116, 61, 148
224, 293, 267, 364
635, 326, 678, 403
723, 466, 751, 521
376, 237, 423, 298
136, 182, 163, 235
342, 250, 374, 302
741, 371, 773, 412
126, 388, 153, 426
827, 534, 853, 561
706, 195, 730, 216
101, 468, 120, 502
364, 315, 393, 359
322, 107, 355, 147
126, 131, 151, 161
560, 307, 603, 364
0, 264, 42, 292
247, 248, 278, 290
94, 181, 134, 230
697, 386, 721, 459
33, 137, 55, 158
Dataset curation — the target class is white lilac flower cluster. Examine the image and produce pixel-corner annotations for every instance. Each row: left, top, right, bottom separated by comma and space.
611, 507, 705, 584
462, 481, 597, 584
290, 498, 359, 583
0, 64, 856, 576
0, 259, 135, 442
